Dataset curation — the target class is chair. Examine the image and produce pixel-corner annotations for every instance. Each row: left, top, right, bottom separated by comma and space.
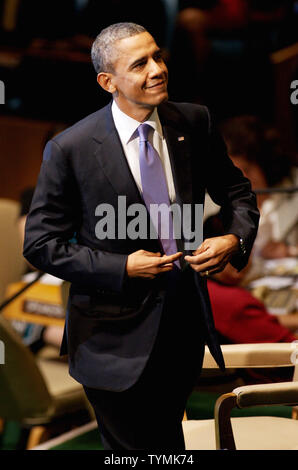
183, 343, 298, 450
0, 199, 26, 303
0, 314, 92, 449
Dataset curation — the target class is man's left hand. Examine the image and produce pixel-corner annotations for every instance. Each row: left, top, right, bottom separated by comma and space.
184, 234, 239, 275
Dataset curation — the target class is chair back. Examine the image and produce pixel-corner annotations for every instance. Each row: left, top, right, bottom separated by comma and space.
0, 315, 52, 421
0, 199, 25, 303
60, 281, 70, 312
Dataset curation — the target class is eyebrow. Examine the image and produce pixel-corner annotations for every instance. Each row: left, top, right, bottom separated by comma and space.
128, 56, 147, 70
128, 48, 162, 70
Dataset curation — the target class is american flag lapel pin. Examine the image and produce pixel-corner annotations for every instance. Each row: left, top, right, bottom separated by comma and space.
178, 136, 185, 141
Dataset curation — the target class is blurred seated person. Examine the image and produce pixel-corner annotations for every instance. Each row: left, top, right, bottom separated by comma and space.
169, 0, 297, 117
208, 261, 298, 344
208, 257, 298, 383
220, 115, 298, 260
204, 214, 298, 344
13, 187, 63, 353
176, 0, 296, 49
204, 214, 298, 383
169, 0, 249, 108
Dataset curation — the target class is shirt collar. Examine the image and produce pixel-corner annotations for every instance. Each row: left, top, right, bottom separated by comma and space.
111, 100, 163, 144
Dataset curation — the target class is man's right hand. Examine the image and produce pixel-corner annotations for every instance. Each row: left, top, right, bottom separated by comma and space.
126, 250, 182, 279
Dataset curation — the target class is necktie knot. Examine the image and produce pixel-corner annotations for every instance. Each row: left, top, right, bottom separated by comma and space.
138, 123, 152, 142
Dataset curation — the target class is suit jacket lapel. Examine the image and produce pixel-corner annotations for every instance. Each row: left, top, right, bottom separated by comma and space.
92, 103, 144, 208
158, 103, 193, 207
92, 102, 194, 208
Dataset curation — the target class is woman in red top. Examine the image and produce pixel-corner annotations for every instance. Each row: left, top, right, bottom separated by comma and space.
207, 268, 297, 344
207, 261, 298, 383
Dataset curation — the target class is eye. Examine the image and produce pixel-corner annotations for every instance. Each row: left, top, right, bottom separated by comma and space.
133, 60, 146, 70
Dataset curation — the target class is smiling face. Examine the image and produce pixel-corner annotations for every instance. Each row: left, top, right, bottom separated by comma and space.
97, 32, 168, 121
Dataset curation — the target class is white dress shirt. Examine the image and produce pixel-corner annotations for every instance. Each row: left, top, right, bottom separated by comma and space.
111, 100, 176, 203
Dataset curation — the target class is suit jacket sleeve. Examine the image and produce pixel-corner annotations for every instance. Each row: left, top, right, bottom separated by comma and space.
203, 107, 260, 270
23, 139, 128, 292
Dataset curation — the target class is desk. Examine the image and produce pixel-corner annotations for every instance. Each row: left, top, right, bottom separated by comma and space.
244, 257, 298, 316
2, 282, 65, 327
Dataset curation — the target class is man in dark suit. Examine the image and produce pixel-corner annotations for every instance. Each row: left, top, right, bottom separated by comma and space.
23, 22, 259, 449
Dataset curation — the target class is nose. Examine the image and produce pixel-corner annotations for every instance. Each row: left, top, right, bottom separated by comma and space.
148, 57, 165, 77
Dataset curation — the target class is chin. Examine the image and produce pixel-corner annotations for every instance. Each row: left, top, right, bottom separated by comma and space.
151, 91, 169, 106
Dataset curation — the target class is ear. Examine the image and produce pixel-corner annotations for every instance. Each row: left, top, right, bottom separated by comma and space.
97, 72, 116, 94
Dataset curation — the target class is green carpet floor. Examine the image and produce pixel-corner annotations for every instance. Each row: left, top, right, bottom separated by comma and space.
51, 428, 104, 450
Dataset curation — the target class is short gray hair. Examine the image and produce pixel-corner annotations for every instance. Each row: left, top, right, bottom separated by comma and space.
91, 22, 147, 74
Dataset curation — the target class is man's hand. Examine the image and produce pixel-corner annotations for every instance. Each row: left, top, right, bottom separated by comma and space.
126, 250, 183, 279
184, 234, 239, 275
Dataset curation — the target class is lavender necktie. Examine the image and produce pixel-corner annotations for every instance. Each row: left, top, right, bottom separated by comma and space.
138, 123, 179, 262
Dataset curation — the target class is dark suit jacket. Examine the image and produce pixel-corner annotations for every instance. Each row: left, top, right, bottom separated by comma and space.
23, 101, 259, 391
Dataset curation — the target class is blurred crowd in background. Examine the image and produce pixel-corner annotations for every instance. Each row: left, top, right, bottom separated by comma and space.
0, 0, 297, 126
